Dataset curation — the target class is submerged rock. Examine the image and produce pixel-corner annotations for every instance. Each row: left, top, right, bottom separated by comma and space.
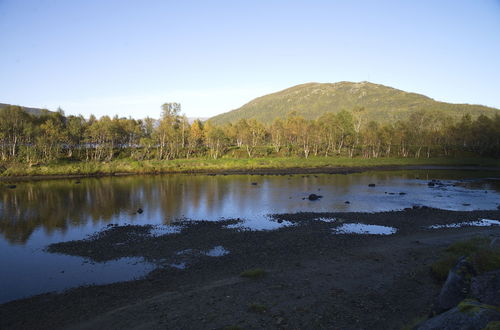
433, 257, 476, 314
308, 194, 322, 201
417, 300, 500, 330
368, 183, 376, 187
471, 270, 500, 306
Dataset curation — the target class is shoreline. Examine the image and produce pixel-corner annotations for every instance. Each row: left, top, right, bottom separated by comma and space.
1, 208, 499, 329
2, 160, 500, 183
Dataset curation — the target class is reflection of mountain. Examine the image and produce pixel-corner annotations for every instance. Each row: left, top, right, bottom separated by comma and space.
0, 175, 238, 244
3, 170, 498, 245
0, 173, 405, 244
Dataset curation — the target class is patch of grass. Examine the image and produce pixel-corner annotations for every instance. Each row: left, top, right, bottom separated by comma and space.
431, 255, 459, 282
2, 156, 500, 178
401, 316, 428, 330
457, 299, 500, 315
248, 303, 268, 313
484, 321, 500, 330
431, 236, 500, 282
240, 268, 266, 279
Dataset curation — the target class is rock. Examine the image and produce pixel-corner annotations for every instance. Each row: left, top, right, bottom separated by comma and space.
462, 203, 471, 206
137, 208, 143, 214
251, 182, 258, 185
497, 205, 500, 210
7, 184, 17, 189
399, 192, 406, 195
368, 183, 376, 187
428, 182, 435, 187
345, 201, 350, 204
433, 257, 476, 314
471, 270, 500, 306
308, 194, 322, 201
417, 300, 500, 330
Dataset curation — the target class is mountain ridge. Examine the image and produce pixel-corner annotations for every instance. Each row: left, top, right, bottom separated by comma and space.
209, 81, 499, 124
0, 103, 54, 116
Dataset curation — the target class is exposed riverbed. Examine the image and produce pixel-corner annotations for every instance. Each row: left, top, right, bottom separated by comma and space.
1, 168, 500, 306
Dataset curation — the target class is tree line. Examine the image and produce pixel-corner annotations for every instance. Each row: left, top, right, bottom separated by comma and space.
0, 103, 499, 164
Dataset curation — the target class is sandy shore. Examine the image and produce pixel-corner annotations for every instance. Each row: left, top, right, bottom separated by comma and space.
1, 208, 500, 329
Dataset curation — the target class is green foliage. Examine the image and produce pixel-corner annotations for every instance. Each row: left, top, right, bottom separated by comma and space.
431, 237, 500, 282
1, 93, 500, 170
240, 268, 266, 279
209, 81, 498, 125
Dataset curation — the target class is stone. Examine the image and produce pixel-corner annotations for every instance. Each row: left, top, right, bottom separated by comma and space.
417, 300, 500, 330
433, 257, 476, 314
471, 270, 500, 306
308, 194, 322, 201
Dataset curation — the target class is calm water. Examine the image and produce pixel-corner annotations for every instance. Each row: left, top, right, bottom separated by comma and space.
1, 169, 500, 303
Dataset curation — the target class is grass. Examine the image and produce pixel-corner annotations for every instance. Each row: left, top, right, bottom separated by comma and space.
2, 156, 499, 178
248, 303, 268, 313
483, 321, 500, 330
431, 237, 500, 282
240, 268, 266, 279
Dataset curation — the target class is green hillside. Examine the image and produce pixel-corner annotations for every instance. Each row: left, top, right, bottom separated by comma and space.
0, 103, 54, 116
209, 81, 499, 124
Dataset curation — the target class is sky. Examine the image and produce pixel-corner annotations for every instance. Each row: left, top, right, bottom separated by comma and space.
1, 0, 499, 119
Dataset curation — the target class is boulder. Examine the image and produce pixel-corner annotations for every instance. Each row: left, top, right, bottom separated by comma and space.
417, 300, 500, 330
308, 194, 322, 201
433, 257, 476, 314
471, 270, 500, 306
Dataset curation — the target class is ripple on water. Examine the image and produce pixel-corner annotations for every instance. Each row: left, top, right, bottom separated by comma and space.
333, 223, 397, 235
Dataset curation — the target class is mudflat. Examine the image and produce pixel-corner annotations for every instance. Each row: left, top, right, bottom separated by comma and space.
1, 208, 499, 329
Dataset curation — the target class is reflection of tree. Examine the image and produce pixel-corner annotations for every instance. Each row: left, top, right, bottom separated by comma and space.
0, 175, 235, 245
3, 171, 472, 245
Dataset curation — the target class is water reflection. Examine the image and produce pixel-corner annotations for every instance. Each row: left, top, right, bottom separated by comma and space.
1, 169, 500, 303
1, 170, 500, 245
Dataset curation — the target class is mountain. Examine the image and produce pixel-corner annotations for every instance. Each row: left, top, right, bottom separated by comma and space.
209, 81, 499, 125
0, 103, 54, 116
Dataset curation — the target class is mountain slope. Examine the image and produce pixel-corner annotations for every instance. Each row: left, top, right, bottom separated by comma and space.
209, 82, 499, 124
0, 103, 54, 116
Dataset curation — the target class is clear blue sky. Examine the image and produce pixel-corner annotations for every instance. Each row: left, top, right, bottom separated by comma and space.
1, 0, 499, 119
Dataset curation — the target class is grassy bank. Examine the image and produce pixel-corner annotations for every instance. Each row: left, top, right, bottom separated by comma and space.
1, 156, 500, 178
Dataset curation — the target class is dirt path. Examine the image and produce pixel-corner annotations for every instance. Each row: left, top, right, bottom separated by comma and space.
1, 209, 499, 329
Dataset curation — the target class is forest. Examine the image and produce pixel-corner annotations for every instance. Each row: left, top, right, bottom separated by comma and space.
0, 103, 499, 166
